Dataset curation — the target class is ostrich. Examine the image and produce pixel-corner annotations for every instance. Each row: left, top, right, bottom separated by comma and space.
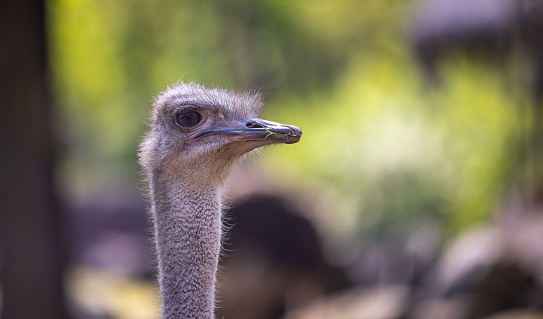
138, 82, 302, 319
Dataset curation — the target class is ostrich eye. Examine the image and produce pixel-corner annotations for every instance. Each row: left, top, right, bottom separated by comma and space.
176, 110, 202, 127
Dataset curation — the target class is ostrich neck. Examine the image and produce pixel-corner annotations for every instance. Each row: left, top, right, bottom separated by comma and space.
150, 171, 222, 319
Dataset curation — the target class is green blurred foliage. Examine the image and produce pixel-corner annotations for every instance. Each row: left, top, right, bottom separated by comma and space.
48, 0, 525, 242
265, 56, 521, 240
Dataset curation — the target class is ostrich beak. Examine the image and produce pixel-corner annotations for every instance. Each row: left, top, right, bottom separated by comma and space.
194, 118, 302, 144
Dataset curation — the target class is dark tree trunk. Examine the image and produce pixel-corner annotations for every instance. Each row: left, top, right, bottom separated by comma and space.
0, 0, 69, 319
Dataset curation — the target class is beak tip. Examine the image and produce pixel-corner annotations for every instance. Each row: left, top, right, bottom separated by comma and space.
290, 125, 302, 136
285, 125, 302, 144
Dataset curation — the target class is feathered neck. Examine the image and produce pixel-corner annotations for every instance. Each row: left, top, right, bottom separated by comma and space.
149, 170, 223, 319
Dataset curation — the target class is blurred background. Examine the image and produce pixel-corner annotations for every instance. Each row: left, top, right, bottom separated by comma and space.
2, 0, 543, 318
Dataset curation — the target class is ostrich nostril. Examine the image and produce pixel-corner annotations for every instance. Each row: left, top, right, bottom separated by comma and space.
246, 121, 264, 129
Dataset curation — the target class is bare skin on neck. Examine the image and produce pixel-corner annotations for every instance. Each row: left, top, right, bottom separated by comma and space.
139, 83, 301, 319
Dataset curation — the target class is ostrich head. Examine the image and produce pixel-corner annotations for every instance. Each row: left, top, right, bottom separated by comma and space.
139, 82, 302, 186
